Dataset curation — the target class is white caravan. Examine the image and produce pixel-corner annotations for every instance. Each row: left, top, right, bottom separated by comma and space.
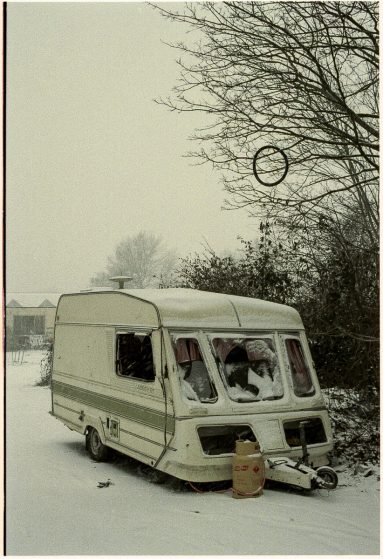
51, 288, 334, 483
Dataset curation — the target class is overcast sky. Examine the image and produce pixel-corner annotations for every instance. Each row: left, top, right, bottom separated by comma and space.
6, 2, 258, 293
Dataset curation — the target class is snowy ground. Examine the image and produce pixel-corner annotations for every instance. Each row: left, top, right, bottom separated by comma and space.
6, 350, 380, 555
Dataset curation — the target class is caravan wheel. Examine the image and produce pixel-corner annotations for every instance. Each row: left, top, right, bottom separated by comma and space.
86, 427, 110, 461
316, 466, 338, 490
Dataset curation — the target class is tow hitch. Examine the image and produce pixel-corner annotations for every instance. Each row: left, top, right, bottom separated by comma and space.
265, 457, 338, 490
265, 421, 338, 490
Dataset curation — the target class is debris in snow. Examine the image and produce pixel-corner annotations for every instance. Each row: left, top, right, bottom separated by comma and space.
353, 463, 374, 476
334, 465, 347, 473
97, 479, 114, 488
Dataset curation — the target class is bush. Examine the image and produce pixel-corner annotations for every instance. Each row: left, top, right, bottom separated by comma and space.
323, 388, 379, 466
36, 343, 53, 387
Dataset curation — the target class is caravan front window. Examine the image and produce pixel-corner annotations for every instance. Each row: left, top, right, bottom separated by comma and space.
172, 335, 218, 403
284, 337, 315, 397
210, 336, 284, 403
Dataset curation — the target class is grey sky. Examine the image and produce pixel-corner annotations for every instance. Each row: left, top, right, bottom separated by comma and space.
6, 2, 257, 293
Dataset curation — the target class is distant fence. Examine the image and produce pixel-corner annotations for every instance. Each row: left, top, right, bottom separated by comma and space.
6, 333, 52, 351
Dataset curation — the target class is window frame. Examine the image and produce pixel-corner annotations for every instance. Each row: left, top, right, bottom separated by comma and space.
207, 332, 284, 404
115, 330, 155, 383
170, 332, 218, 404
281, 333, 316, 398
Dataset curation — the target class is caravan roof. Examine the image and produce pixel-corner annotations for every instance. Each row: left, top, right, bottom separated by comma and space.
56, 288, 303, 331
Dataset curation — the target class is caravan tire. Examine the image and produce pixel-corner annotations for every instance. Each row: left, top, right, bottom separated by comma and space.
86, 427, 110, 462
316, 466, 338, 490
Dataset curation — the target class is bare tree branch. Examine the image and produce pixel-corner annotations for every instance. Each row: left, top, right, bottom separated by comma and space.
153, 1, 378, 225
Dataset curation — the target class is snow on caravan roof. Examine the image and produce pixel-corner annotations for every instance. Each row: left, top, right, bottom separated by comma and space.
57, 288, 303, 330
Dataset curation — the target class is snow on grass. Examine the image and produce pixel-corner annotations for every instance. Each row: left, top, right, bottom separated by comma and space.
6, 351, 380, 555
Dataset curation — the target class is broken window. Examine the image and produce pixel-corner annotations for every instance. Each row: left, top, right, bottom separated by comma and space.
198, 425, 256, 455
172, 335, 217, 403
283, 417, 326, 447
116, 332, 155, 381
210, 336, 284, 403
284, 337, 315, 397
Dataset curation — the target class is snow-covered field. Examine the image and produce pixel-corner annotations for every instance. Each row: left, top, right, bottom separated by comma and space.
6, 351, 380, 555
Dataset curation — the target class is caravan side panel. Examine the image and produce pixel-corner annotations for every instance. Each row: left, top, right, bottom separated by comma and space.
52, 293, 176, 467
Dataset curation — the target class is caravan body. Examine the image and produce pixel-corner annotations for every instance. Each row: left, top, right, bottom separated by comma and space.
51, 288, 333, 482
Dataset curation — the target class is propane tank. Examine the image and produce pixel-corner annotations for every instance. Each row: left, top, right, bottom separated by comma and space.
232, 440, 265, 499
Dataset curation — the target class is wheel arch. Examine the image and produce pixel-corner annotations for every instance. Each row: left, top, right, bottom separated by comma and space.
84, 415, 107, 445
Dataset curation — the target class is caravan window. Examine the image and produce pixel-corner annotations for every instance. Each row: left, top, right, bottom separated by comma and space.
284, 337, 315, 397
172, 335, 217, 403
116, 333, 155, 381
210, 336, 284, 403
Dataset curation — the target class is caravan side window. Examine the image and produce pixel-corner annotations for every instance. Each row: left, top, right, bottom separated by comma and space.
116, 333, 155, 381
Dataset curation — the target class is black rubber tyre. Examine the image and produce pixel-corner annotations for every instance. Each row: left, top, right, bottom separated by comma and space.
252, 145, 289, 187
316, 466, 338, 489
86, 427, 110, 462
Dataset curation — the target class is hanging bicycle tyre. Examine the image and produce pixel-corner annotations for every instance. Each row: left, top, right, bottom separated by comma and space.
252, 145, 289, 187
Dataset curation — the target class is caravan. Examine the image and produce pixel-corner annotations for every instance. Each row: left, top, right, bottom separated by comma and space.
51, 287, 334, 483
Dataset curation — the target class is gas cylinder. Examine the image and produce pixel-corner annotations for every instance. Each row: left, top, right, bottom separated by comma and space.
232, 440, 265, 499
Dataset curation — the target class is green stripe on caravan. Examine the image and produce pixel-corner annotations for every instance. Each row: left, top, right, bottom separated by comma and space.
52, 380, 175, 433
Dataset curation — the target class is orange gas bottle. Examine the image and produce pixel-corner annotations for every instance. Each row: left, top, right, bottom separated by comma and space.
232, 440, 265, 499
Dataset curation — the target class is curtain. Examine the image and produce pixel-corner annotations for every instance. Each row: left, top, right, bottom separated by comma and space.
286, 339, 313, 395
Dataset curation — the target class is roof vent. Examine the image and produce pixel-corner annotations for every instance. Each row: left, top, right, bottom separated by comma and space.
109, 276, 133, 289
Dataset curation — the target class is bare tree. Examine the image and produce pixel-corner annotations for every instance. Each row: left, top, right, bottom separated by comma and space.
90, 231, 178, 288
154, 1, 378, 232
151, 2, 378, 393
